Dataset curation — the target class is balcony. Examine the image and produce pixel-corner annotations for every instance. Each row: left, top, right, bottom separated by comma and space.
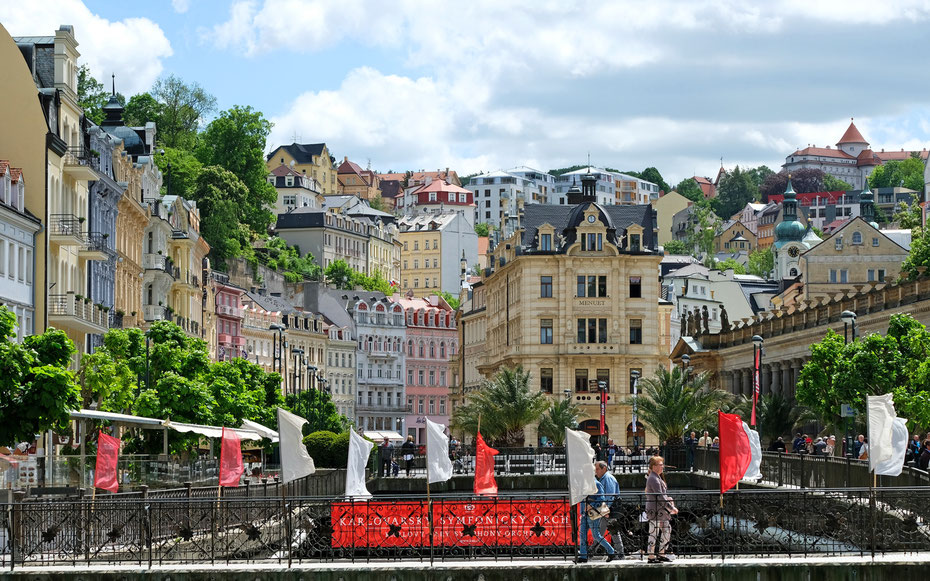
63, 146, 97, 181
143, 253, 176, 279
48, 294, 108, 334
218, 333, 232, 345
171, 229, 189, 240
112, 312, 138, 329
79, 232, 111, 261
48, 214, 85, 248
232, 336, 246, 347
216, 304, 245, 318
143, 304, 168, 322
356, 404, 409, 414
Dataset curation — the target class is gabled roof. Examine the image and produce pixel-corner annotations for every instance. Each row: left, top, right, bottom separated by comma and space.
268, 143, 328, 164
789, 146, 854, 159
815, 216, 910, 253
270, 164, 301, 177
244, 292, 298, 315
837, 120, 867, 145
411, 179, 470, 195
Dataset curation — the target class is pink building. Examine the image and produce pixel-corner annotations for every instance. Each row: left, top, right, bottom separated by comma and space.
392, 294, 457, 444
214, 273, 246, 361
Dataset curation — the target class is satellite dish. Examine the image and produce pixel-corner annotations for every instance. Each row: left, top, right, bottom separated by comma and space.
289, 160, 296, 168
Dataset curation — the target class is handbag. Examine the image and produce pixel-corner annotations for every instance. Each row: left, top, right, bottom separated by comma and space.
586, 502, 610, 520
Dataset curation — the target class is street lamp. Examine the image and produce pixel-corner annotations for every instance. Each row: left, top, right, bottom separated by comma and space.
841, 310, 858, 344
291, 347, 304, 398
269, 323, 285, 374
681, 353, 690, 377
630, 369, 641, 449
563, 388, 571, 401
307, 364, 318, 427
598, 380, 608, 457
752, 334, 764, 428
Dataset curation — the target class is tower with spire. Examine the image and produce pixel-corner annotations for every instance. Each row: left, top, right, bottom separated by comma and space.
773, 176, 820, 283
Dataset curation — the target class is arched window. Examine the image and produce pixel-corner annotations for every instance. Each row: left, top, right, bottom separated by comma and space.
852, 232, 862, 245
440, 342, 446, 358
367, 336, 373, 351
408, 340, 414, 356
429, 342, 436, 358
418, 342, 425, 358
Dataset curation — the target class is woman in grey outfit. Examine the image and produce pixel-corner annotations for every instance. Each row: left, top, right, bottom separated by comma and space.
645, 455, 677, 563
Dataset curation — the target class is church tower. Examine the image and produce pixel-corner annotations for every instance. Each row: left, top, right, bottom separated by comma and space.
773, 177, 809, 282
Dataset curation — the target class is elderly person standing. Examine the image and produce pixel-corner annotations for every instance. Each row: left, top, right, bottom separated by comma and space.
645, 456, 677, 563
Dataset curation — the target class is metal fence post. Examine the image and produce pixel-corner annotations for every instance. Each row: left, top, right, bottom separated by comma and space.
11, 490, 24, 571
799, 454, 805, 489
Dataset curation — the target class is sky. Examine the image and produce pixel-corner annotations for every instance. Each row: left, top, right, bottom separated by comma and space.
5, 0, 930, 185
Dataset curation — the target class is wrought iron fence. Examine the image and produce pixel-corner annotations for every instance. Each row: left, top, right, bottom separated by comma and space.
2, 487, 929, 569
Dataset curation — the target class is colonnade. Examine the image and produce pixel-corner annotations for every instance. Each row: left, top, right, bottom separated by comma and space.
717, 357, 806, 399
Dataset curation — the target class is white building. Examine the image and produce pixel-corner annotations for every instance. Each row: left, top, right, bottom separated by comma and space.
553, 167, 659, 206
0, 163, 39, 340
267, 164, 324, 215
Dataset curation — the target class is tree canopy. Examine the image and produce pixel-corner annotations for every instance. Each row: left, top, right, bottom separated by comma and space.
77, 65, 123, 125
190, 165, 251, 266
0, 307, 81, 444
674, 178, 704, 203
639, 167, 670, 195
151, 74, 216, 149
662, 239, 689, 255
796, 314, 930, 432
747, 247, 774, 278
760, 169, 849, 202
868, 157, 925, 192
451, 366, 549, 446
537, 398, 586, 445
636, 366, 731, 445
715, 258, 746, 274
711, 166, 759, 219
901, 225, 930, 281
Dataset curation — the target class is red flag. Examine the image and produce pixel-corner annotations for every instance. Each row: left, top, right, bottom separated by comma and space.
219, 427, 244, 487
718, 411, 751, 494
474, 432, 499, 496
94, 431, 120, 493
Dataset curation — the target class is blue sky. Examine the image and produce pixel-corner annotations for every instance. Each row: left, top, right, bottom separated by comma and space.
5, 0, 930, 185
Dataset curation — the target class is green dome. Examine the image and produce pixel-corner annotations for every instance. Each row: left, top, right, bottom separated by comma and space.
775, 219, 806, 242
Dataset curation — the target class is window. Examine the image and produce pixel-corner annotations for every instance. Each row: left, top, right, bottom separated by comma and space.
429, 370, 435, 385
835, 237, 843, 250
404, 242, 408, 250
540, 233, 552, 251
440, 370, 446, 386
429, 342, 436, 357
413, 259, 418, 269
868, 269, 875, 282
576, 275, 607, 297
418, 398, 424, 414
840, 269, 848, 283
575, 369, 589, 392
540, 276, 553, 297
596, 369, 610, 392
873, 237, 880, 246
414, 241, 419, 250
439, 398, 446, 415
581, 233, 602, 251
878, 269, 886, 282
852, 232, 862, 245
629, 319, 643, 344
540, 368, 553, 394
408, 369, 414, 384
830, 269, 837, 283
418, 370, 424, 385
540, 319, 553, 344
629, 276, 642, 298
577, 318, 607, 343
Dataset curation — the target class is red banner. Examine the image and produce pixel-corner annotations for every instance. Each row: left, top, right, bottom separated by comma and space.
94, 431, 120, 493
331, 499, 572, 548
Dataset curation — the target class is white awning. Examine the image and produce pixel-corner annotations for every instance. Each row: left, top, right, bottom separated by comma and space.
163, 420, 264, 441
363, 430, 404, 442
70, 409, 166, 429
241, 420, 279, 443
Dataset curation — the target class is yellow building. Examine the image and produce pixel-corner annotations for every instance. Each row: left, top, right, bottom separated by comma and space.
166, 196, 210, 339
266, 143, 337, 195
714, 220, 757, 254
0, 24, 49, 333
654, 191, 691, 246
337, 157, 381, 202
369, 220, 402, 284
468, 176, 666, 445
398, 213, 478, 297
112, 141, 149, 329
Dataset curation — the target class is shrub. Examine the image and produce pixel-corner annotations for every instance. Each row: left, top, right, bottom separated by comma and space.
303, 430, 338, 466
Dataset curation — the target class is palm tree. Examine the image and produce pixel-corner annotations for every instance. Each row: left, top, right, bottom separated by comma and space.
733, 393, 817, 446
537, 398, 586, 446
451, 366, 549, 447
636, 366, 731, 445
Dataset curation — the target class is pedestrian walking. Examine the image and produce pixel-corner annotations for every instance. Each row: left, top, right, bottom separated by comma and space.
645, 455, 677, 563
401, 435, 416, 476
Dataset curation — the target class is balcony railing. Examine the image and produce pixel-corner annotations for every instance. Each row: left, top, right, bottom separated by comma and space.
63, 146, 97, 180
47, 293, 109, 330
356, 403, 409, 413
218, 333, 232, 344
216, 304, 245, 318
231, 336, 246, 347
143, 304, 168, 322
48, 214, 85, 244
142, 253, 176, 278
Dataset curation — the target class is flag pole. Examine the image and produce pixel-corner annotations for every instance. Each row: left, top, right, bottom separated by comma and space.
426, 442, 433, 565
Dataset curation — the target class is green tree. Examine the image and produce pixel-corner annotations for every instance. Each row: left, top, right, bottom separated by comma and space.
354, 269, 393, 294
77, 327, 144, 412
0, 307, 81, 444
77, 65, 122, 125
893, 201, 923, 230
900, 226, 930, 281
868, 157, 925, 192
285, 388, 347, 434
439, 291, 460, 310
196, 106, 278, 236
686, 201, 720, 263
732, 393, 814, 447
368, 196, 386, 211
151, 74, 216, 150
537, 398, 586, 445
474, 223, 491, 237
325, 259, 356, 289
662, 239, 689, 255
636, 366, 731, 445
155, 146, 203, 200
191, 166, 251, 266
673, 178, 704, 203
639, 167, 670, 195
823, 174, 853, 191
255, 236, 322, 282
712, 166, 759, 219
451, 366, 549, 446
747, 247, 774, 278
715, 258, 746, 274
745, 166, 775, 191
123, 92, 164, 128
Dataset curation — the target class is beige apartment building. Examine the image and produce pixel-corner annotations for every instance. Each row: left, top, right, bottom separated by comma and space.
466, 175, 667, 445
266, 143, 338, 195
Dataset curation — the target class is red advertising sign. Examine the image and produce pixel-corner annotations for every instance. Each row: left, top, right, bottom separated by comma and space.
331, 499, 572, 548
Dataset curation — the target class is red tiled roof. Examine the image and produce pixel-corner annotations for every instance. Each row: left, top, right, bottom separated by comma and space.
477, 237, 489, 256
789, 146, 854, 159
270, 164, 301, 177
693, 176, 712, 185
0, 161, 9, 176
837, 121, 867, 145
822, 218, 848, 233
337, 158, 366, 175
856, 149, 882, 167
9, 168, 22, 183
874, 149, 930, 162
413, 179, 470, 194
768, 190, 847, 206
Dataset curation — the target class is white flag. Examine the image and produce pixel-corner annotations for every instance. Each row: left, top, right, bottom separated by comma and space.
426, 419, 453, 484
565, 428, 597, 506
868, 394, 896, 471
875, 417, 909, 477
277, 407, 316, 483
741, 422, 762, 481
345, 430, 373, 498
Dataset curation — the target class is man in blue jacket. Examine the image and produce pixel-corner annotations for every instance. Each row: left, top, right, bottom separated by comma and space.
577, 461, 617, 563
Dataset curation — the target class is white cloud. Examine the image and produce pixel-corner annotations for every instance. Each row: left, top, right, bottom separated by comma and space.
0, 0, 172, 94
171, 0, 190, 14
